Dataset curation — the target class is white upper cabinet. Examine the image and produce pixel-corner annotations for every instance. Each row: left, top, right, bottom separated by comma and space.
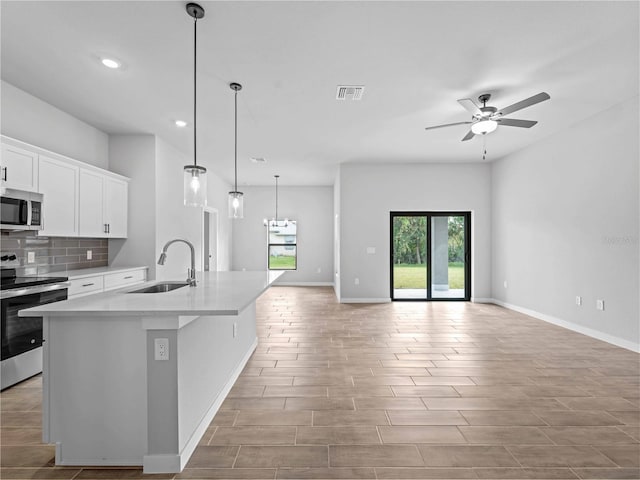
1, 143, 39, 192
79, 169, 128, 238
39, 155, 79, 237
104, 177, 128, 238
79, 169, 105, 237
1, 136, 129, 239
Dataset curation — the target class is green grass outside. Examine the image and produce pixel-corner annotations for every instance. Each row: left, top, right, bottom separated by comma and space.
269, 255, 296, 270
393, 262, 464, 289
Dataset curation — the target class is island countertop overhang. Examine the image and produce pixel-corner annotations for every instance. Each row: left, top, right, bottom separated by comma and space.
19, 270, 283, 317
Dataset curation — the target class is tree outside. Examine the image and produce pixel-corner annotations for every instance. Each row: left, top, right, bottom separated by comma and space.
393, 215, 465, 289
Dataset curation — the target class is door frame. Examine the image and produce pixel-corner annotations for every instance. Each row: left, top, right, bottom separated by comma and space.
390, 211, 471, 302
202, 207, 219, 272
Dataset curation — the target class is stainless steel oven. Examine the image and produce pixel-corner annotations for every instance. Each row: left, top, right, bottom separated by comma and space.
1, 266, 68, 390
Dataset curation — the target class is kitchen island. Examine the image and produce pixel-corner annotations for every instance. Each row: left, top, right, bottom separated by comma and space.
19, 271, 282, 473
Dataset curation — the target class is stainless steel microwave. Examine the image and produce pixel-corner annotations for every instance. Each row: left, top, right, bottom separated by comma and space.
0, 188, 43, 231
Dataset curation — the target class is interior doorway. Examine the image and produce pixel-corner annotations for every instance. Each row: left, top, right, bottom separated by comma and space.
390, 212, 471, 301
203, 208, 218, 272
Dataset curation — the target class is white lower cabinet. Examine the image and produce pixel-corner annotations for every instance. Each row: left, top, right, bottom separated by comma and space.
68, 275, 104, 298
38, 155, 79, 237
103, 269, 146, 291
67, 267, 147, 299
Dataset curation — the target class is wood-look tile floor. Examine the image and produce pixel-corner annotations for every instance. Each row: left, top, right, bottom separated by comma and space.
1, 286, 639, 479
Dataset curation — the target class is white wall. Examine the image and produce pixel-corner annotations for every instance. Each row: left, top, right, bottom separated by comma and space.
1, 81, 109, 168
108, 135, 157, 278
108, 135, 232, 280
339, 163, 492, 302
491, 98, 639, 351
231, 185, 334, 285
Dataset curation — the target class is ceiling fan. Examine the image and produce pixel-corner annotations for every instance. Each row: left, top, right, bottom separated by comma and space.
425, 92, 550, 141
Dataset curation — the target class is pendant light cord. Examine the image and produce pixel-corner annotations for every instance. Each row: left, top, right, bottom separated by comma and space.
275, 175, 279, 222
234, 88, 238, 192
193, 15, 198, 167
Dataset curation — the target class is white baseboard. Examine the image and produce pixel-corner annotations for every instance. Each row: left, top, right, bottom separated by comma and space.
490, 299, 640, 353
273, 282, 334, 287
471, 297, 494, 303
340, 298, 391, 304
143, 338, 258, 474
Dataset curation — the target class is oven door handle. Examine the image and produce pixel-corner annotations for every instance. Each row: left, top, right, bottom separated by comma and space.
1, 282, 70, 300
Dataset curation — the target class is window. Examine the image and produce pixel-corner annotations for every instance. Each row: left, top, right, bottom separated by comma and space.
268, 220, 297, 270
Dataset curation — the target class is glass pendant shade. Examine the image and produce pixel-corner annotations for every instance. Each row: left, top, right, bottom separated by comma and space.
228, 191, 244, 218
184, 165, 207, 207
471, 119, 498, 135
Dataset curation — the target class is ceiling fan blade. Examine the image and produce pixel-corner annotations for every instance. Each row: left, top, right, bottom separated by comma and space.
461, 130, 475, 141
458, 98, 482, 116
495, 92, 550, 117
424, 121, 471, 131
497, 118, 538, 128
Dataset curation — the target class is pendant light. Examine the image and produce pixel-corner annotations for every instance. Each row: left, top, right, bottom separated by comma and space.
263, 175, 288, 227
228, 82, 244, 218
183, 3, 207, 207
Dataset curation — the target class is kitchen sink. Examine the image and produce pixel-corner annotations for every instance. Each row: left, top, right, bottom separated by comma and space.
128, 282, 189, 294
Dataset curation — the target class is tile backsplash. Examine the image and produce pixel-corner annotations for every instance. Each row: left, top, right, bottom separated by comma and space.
1, 232, 108, 276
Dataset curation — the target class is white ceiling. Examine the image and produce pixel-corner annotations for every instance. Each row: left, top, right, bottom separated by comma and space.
1, 1, 638, 186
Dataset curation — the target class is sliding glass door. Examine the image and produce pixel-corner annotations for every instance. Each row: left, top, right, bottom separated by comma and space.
391, 212, 470, 301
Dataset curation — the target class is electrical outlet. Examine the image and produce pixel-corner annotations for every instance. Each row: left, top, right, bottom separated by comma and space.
86, 250, 92, 260
596, 299, 605, 311
575, 296, 582, 306
154, 338, 169, 360
233, 322, 237, 338
27, 251, 35, 264
366, 247, 376, 254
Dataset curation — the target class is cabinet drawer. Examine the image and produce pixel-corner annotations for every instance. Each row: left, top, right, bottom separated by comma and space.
104, 269, 146, 290
68, 276, 104, 297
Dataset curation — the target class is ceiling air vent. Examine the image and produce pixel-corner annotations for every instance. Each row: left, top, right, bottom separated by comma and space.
251, 157, 267, 164
336, 85, 365, 101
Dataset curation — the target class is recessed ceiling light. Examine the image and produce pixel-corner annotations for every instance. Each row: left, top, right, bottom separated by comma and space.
175, 120, 188, 127
101, 58, 121, 69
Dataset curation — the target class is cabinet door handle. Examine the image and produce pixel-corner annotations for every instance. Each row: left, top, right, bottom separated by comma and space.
82, 283, 95, 287
104, 223, 108, 234
107, 223, 110, 234
124, 276, 133, 279
1, 167, 7, 181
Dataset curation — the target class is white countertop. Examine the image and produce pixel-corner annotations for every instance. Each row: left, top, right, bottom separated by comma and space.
20, 271, 283, 317
44, 266, 148, 280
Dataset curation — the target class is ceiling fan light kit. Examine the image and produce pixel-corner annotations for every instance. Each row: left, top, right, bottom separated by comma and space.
425, 91, 550, 143
183, 2, 208, 208
471, 119, 497, 135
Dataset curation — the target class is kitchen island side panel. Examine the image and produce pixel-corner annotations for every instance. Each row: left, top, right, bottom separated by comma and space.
177, 304, 257, 451
45, 315, 147, 466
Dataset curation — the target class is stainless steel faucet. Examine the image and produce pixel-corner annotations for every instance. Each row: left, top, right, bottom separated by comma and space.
157, 239, 197, 286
